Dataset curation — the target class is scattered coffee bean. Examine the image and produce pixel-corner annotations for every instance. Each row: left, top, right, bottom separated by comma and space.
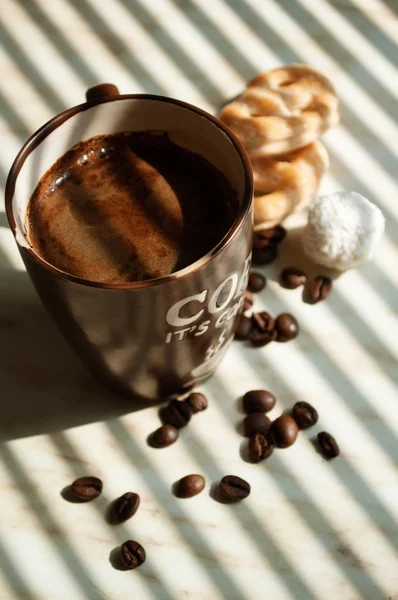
253, 225, 286, 248
267, 225, 287, 244
252, 225, 287, 264
120, 540, 146, 570
161, 399, 192, 428
113, 492, 140, 522
252, 245, 278, 265
175, 474, 205, 498
248, 432, 274, 462
150, 424, 178, 448
220, 475, 250, 500
307, 275, 332, 303
248, 272, 266, 293
271, 415, 299, 448
281, 267, 307, 289
252, 311, 275, 333
243, 413, 271, 437
235, 315, 252, 340
86, 83, 120, 102
249, 311, 277, 346
317, 431, 340, 459
242, 390, 276, 414
187, 392, 208, 413
293, 401, 318, 430
70, 476, 102, 501
275, 313, 299, 342
249, 328, 277, 347
243, 290, 254, 312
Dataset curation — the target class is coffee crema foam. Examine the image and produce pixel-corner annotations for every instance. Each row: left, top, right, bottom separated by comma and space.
26, 131, 237, 283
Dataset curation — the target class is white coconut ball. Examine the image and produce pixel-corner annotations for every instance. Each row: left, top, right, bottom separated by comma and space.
302, 191, 385, 270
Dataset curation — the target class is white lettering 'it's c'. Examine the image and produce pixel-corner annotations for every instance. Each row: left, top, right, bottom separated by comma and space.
166, 290, 208, 327
215, 298, 242, 328
194, 320, 210, 336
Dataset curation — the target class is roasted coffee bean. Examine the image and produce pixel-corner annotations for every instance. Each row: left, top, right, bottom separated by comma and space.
235, 315, 252, 340
187, 392, 208, 413
113, 492, 140, 522
161, 399, 192, 428
252, 311, 275, 333
243, 413, 271, 437
243, 390, 276, 414
252, 245, 278, 265
293, 401, 318, 430
220, 475, 250, 500
275, 313, 299, 342
249, 328, 277, 347
317, 431, 340, 459
120, 540, 146, 570
248, 432, 274, 462
86, 83, 120, 102
70, 476, 102, 500
250, 311, 276, 347
175, 474, 205, 498
307, 275, 332, 303
150, 424, 178, 448
281, 267, 307, 289
271, 415, 299, 448
253, 226, 286, 248
248, 272, 266, 293
243, 290, 254, 312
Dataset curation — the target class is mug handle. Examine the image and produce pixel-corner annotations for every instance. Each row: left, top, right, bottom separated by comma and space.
85, 83, 120, 102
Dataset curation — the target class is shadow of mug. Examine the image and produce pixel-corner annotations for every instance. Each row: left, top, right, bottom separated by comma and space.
0, 267, 145, 441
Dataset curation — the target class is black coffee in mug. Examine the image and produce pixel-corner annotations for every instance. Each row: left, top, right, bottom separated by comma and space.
26, 131, 237, 283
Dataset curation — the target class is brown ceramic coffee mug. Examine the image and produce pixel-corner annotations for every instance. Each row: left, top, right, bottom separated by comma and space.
6, 85, 253, 400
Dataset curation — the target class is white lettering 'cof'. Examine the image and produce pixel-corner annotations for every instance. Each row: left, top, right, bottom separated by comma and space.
166, 290, 207, 327
235, 255, 251, 298
208, 274, 238, 314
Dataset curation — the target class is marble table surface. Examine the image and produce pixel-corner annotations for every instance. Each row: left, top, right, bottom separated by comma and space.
1, 0, 398, 598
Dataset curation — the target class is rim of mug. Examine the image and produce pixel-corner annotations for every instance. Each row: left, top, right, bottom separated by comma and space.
5, 93, 253, 290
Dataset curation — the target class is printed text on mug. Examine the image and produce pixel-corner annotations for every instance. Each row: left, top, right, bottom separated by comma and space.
164, 254, 251, 358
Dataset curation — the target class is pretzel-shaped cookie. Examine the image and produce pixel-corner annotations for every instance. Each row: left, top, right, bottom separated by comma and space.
252, 141, 329, 230
220, 64, 339, 156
